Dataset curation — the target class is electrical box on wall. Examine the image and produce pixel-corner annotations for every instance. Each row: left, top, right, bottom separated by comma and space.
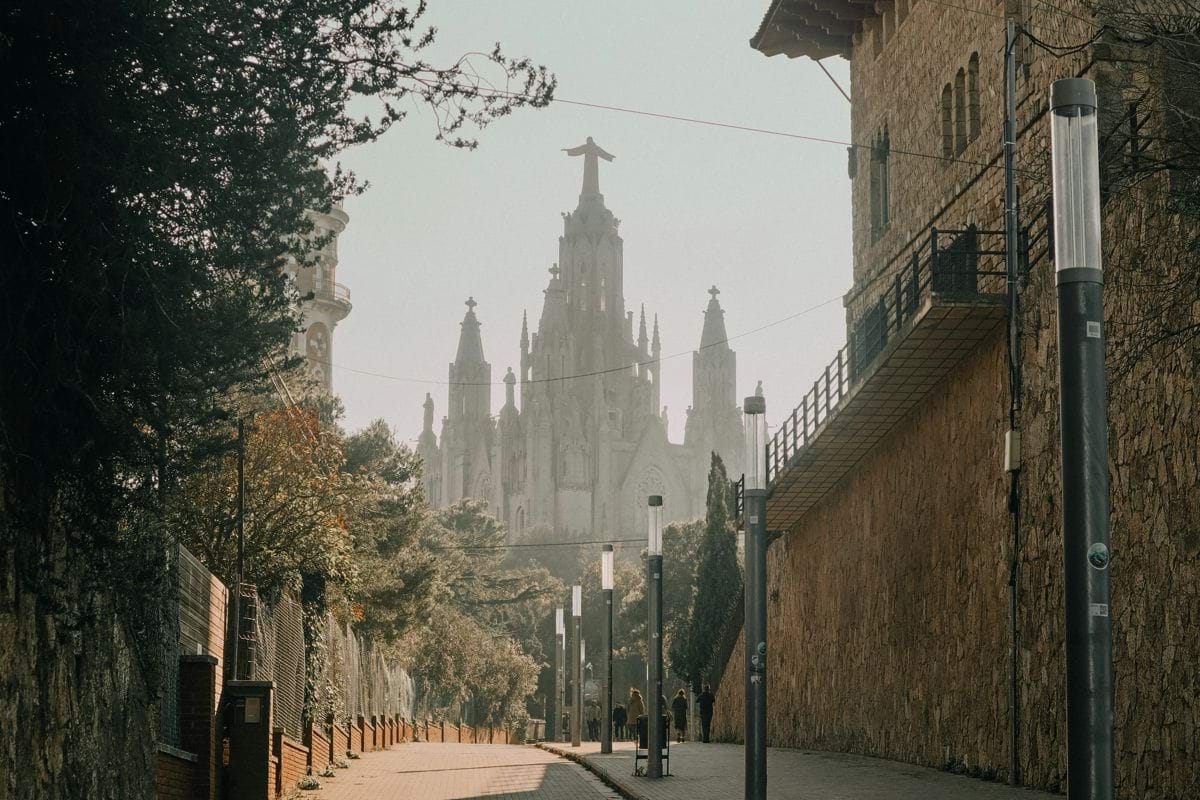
1004, 430, 1022, 472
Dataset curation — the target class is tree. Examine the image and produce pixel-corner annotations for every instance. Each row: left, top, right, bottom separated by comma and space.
672, 454, 742, 691
170, 404, 365, 596
622, 519, 705, 663
1, 2, 552, 792
341, 420, 440, 644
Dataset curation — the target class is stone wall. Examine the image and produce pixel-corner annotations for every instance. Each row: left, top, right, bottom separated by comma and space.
712, 333, 1012, 777
711, 3, 1200, 797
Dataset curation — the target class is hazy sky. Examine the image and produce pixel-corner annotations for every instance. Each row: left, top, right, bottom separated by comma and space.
333, 1, 853, 445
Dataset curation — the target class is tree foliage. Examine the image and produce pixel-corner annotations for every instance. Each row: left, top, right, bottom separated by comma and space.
671, 453, 742, 690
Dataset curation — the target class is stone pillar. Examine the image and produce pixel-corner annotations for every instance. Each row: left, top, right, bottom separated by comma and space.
178, 655, 218, 800
224, 680, 274, 800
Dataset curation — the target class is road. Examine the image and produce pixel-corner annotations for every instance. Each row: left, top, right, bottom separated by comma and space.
309, 742, 621, 800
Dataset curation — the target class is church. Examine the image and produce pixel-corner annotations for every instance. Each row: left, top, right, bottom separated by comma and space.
417, 138, 745, 541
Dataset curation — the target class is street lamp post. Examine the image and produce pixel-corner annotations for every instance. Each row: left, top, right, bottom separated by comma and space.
1050, 77, 1114, 800
743, 395, 768, 800
553, 606, 564, 743
572, 585, 583, 747
646, 495, 665, 778
601, 544, 615, 754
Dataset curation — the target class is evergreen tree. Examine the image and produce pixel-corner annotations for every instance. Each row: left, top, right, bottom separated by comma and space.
672, 453, 742, 691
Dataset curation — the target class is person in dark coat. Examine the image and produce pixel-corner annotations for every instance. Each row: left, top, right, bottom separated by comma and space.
670, 689, 688, 743
612, 703, 628, 740
697, 683, 716, 743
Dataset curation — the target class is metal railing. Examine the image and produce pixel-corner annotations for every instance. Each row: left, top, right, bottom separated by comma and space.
766, 225, 1011, 485
315, 282, 351, 304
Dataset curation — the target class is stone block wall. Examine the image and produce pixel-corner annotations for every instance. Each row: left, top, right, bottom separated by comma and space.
712, 333, 1012, 776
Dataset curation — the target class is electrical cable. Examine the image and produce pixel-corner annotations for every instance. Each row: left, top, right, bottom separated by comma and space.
332, 294, 843, 386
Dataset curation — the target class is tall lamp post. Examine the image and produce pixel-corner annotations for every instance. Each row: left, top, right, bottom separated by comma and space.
743, 395, 768, 800
572, 584, 583, 747
601, 544, 615, 754
553, 606, 564, 743
1050, 77, 1114, 800
646, 495, 665, 778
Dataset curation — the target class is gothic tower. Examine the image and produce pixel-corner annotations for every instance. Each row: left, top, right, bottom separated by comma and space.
417, 393, 442, 507
685, 286, 744, 477
440, 297, 495, 506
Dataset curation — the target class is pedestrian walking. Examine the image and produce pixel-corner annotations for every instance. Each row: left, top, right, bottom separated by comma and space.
613, 702, 627, 740
626, 689, 645, 741
586, 701, 601, 741
671, 689, 688, 744
697, 683, 715, 743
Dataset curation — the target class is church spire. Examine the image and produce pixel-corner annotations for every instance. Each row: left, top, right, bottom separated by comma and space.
422, 392, 435, 434
455, 296, 486, 365
700, 286, 730, 350
638, 305, 648, 355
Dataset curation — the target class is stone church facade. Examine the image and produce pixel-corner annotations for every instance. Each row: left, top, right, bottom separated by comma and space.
418, 139, 744, 540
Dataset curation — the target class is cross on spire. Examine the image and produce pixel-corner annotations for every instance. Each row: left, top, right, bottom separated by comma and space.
708, 285, 721, 300
465, 296, 478, 312
549, 263, 561, 279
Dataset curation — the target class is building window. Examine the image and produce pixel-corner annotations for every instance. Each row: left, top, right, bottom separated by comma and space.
941, 84, 954, 158
870, 127, 890, 240
968, 52, 981, 142
954, 68, 967, 155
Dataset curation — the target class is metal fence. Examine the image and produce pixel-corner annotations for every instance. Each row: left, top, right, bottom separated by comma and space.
767, 224, 1012, 485
318, 615, 415, 727
242, 588, 308, 740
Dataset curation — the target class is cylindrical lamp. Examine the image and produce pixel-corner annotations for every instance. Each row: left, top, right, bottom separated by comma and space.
555, 606, 564, 636
571, 584, 582, 747
1050, 76, 1113, 800
601, 543, 614, 753
1050, 79, 1102, 276
744, 396, 768, 490
647, 495, 663, 555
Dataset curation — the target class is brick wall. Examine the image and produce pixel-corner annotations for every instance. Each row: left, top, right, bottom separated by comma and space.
274, 730, 309, 794
332, 722, 349, 758
306, 723, 331, 772
155, 749, 197, 800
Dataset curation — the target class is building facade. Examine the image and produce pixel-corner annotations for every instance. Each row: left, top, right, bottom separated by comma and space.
712, 2, 1200, 798
286, 204, 352, 395
418, 139, 745, 541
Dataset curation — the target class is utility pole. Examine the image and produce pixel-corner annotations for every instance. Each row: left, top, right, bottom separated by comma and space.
1003, 16, 1023, 788
553, 606, 564, 743
742, 396, 768, 800
572, 585, 582, 748
601, 544, 615, 754
229, 418, 246, 680
1049, 77, 1114, 800
646, 496, 665, 778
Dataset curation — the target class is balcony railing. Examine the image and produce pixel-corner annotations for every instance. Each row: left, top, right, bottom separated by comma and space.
766, 224, 1011, 486
314, 282, 352, 305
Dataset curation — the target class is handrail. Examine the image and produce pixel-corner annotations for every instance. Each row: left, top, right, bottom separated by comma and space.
766, 222, 1019, 486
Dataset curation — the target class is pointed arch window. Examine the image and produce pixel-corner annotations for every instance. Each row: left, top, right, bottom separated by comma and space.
941, 84, 954, 158
600, 276, 607, 311
967, 52, 980, 142
954, 68, 967, 155
869, 127, 891, 240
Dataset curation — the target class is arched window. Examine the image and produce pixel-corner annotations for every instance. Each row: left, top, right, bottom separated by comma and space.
954, 68, 967, 155
967, 53, 980, 142
941, 84, 954, 158
870, 127, 890, 239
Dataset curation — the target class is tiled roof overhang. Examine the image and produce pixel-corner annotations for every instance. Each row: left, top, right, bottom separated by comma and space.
750, 0, 880, 59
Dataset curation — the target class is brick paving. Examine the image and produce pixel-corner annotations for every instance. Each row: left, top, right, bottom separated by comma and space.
540, 740, 1060, 800
310, 742, 622, 800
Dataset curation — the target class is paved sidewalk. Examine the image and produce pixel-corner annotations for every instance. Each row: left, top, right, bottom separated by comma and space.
310, 742, 622, 800
540, 740, 1059, 800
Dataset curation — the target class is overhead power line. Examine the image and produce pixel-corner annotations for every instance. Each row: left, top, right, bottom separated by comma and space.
333, 294, 844, 387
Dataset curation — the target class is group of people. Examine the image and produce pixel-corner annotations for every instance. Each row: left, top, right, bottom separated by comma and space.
607, 684, 717, 744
